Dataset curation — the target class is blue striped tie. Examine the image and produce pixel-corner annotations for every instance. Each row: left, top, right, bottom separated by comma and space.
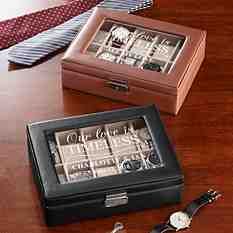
8, 0, 153, 66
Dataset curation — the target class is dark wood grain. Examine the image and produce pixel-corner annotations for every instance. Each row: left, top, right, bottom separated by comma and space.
0, 1, 232, 232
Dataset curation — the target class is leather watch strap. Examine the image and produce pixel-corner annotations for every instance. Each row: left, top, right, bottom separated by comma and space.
184, 190, 221, 218
150, 190, 221, 233
184, 194, 209, 218
151, 224, 174, 233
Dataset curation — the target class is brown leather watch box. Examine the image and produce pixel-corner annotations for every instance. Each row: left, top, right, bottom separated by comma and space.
62, 8, 206, 115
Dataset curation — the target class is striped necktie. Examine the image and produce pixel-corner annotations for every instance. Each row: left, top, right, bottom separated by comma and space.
0, 0, 103, 50
8, 0, 153, 66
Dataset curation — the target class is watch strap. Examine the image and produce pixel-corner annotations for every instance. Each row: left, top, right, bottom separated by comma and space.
151, 223, 174, 233
184, 189, 221, 218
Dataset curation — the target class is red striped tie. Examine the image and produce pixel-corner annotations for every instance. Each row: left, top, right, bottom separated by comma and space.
0, 0, 102, 50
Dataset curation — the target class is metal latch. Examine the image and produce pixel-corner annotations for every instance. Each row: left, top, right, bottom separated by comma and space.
105, 192, 128, 207
106, 80, 129, 92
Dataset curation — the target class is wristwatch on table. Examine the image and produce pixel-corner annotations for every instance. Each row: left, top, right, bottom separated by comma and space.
151, 189, 221, 233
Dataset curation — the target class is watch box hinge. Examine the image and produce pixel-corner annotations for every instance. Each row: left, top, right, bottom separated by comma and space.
105, 192, 128, 207
106, 80, 129, 92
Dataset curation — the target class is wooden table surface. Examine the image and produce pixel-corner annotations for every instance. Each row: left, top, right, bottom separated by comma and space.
0, 0, 232, 232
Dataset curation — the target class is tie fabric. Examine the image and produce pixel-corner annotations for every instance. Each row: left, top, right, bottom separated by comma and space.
0, 0, 103, 50
8, 0, 153, 66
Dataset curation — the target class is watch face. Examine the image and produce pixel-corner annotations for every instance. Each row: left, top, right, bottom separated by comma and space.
169, 211, 191, 230
120, 159, 143, 173
138, 128, 151, 141
112, 27, 130, 40
147, 151, 161, 167
97, 52, 117, 62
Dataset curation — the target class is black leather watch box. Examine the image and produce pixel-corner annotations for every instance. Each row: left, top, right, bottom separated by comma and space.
27, 105, 184, 226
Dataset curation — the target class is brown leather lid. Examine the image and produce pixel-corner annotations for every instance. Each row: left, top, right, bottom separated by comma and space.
62, 8, 206, 95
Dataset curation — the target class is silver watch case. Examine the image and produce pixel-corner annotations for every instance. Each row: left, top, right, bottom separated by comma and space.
168, 211, 191, 231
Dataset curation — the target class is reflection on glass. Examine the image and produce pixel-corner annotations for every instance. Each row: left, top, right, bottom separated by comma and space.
86, 19, 185, 74
48, 118, 164, 184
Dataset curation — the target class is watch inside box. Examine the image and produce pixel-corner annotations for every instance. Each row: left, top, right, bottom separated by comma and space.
86, 19, 185, 74
47, 118, 164, 184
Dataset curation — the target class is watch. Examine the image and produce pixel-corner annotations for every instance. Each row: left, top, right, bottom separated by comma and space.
146, 151, 161, 168
120, 159, 143, 173
138, 128, 151, 141
150, 189, 221, 233
97, 51, 117, 62
142, 62, 162, 72
111, 26, 130, 48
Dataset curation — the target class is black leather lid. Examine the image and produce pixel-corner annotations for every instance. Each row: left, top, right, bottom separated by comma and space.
27, 105, 183, 206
